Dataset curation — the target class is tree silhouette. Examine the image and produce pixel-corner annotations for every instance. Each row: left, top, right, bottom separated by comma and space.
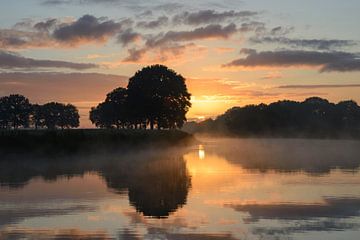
0, 94, 31, 129
90, 65, 191, 130
90, 87, 129, 129
127, 65, 191, 130
42, 102, 80, 129
190, 97, 360, 138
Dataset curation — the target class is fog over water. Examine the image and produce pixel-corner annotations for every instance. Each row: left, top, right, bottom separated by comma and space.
1, 137, 360, 240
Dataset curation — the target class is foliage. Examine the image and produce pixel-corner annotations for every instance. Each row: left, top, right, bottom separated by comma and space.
90, 87, 128, 129
41, 102, 80, 129
0, 94, 32, 129
90, 65, 191, 130
188, 97, 360, 138
0, 95, 79, 130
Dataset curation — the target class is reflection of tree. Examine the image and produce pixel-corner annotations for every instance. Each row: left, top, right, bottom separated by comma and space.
0, 150, 192, 218
128, 157, 191, 218
102, 155, 191, 218
210, 139, 360, 174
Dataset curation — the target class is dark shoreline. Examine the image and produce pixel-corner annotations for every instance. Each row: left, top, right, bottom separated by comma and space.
0, 129, 195, 157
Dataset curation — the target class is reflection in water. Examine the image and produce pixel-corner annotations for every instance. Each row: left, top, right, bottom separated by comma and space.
0, 138, 360, 239
0, 150, 191, 219
198, 144, 205, 160
103, 155, 191, 218
0, 228, 112, 240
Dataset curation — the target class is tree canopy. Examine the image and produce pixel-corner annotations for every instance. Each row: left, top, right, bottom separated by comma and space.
185, 97, 360, 138
90, 65, 191, 129
0, 94, 79, 130
0, 94, 31, 129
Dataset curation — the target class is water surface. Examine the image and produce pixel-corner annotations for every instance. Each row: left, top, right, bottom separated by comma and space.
1, 138, 360, 240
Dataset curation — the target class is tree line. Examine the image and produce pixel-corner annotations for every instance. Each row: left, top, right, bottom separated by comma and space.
185, 97, 360, 137
0, 94, 79, 129
90, 65, 191, 130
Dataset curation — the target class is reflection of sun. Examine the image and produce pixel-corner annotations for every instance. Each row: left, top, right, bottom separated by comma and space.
198, 145, 205, 160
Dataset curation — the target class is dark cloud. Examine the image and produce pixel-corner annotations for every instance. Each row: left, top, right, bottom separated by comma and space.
173, 10, 258, 25
228, 197, 360, 222
33, 18, 58, 32
123, 48, 147, 62
122, 23, 237, 62
53, 14, 124, 45
279, 84, 360, 89
1, 15, 133, 49
117, 28, 141, 46
146, 23, 237, 48
224, 49, 360, 72
250, 37, 357, 50
136, 16, 169, 29
269, 26, 294, 36
0, 29, 52, 49
238, 21, 266, 33
0, 51, 97, 70
42, 0, 122, 5
13, 18, 34, 29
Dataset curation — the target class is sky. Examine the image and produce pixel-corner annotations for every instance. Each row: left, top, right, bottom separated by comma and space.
0, 0, 360, 127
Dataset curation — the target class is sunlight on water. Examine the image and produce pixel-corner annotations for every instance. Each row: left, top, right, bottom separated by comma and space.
1, 138, 360, 239
198, 144, 205, 160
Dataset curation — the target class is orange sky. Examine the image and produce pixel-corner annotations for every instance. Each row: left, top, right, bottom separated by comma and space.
0, 1, 360, 127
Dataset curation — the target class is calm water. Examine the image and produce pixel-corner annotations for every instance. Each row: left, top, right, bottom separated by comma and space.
1, 138, 360, 240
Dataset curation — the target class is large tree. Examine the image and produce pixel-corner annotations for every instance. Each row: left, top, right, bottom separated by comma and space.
127, 65, 191, 129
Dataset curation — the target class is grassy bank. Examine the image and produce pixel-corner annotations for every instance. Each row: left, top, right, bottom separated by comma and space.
0, 129, 195, 156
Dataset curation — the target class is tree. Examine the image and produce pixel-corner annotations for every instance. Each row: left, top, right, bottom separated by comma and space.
0, 94, 31, 129
127, 65, 191, 129
90, 87, 129, 129
191, 97, 360, 137
31, 104, 46, 129
42, 102, 79, 129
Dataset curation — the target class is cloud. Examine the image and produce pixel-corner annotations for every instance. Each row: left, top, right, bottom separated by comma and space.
136, 16, 169, 29
1, 15, 133, 49
0, 51, 97, 70
122, 23, 236, 63
42, 0, 123, 5
146, 23, 237, 48
261, 71, 282, 80
223, 49, 360, 72
122, 43, 207, 64
278, 84, 360, 89
250, 37, 357, 50
53, 14, 124, 45
173, 10, 258, 25
238, 21, 266, 33
33, 18, 58, 32
0, 29, 53, 49
117, 28, 141, 46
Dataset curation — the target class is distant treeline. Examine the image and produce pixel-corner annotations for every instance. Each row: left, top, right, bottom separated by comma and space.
184, 97, 360, 138
0, 94, 79, 129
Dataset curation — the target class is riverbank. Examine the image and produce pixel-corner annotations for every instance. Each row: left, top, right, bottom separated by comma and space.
0, 129, 195, 156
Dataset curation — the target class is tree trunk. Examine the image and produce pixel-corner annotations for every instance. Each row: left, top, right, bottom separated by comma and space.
150, 120, 154, 130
